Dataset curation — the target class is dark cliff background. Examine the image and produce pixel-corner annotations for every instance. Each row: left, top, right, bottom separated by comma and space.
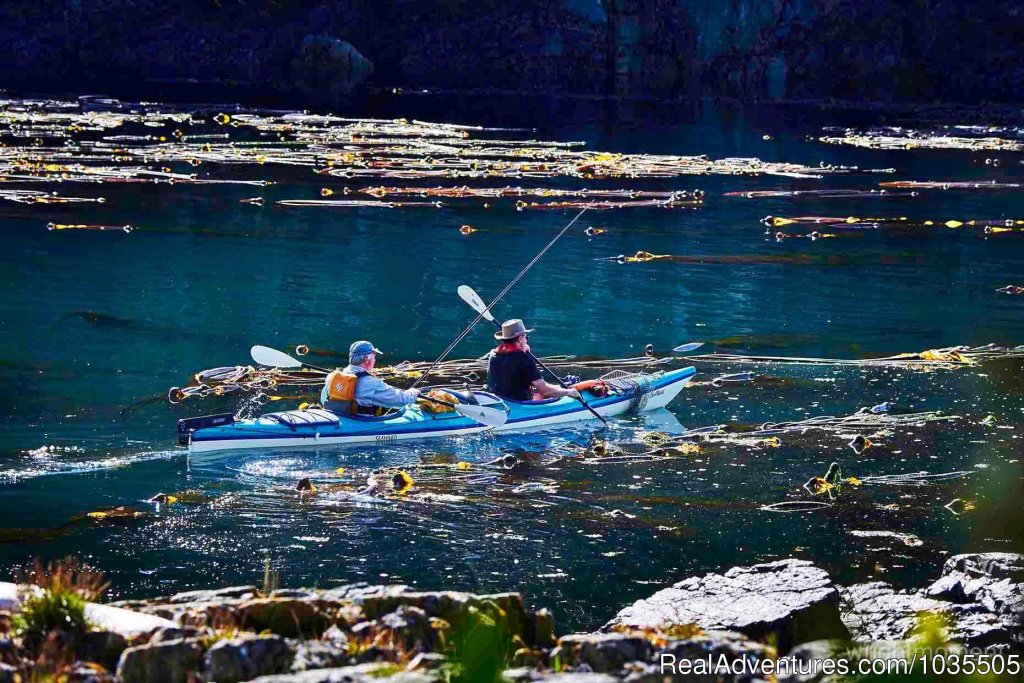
3, 0, 1023, 107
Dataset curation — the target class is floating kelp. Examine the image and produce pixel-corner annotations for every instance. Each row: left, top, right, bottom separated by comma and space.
879, 180, 1024, 191
847, 530, 924, 547
569, 406, 956, 466
326, 185, 708, 211
998, 285, 1024, 295
711, 333, 819, 350
169, 354, 671, 403
276, 199, 442, 209
770, 231, 837, 242
600, 251, 834, 265
724, 189, 917, 199
0, 97, 888, 196
856, 470, 973, 487
358, 185, 703, 201
48, 222, 132, 233
819, 127, 1024, 152
1, 189, 105, 204
688, 343, 1024, 369
765, 215, 1024, 233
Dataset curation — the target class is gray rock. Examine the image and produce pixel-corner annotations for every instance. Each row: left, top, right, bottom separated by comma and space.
79, 630, 129, 670
378, 606, 438, 650
116, 637, 203, 683
167, 585, 259, 604
230, 597, 332, 637
329, 586, 537, 647
204, 634, 294, 682
529, 675, 619, 683
778, 639, 840, 683
841, 581, 1013, 651
148, 626, 202, 643
0, 636, 15, 661
501, 668, 539, 683
943, 553, 1024, 582
841, 582, 947, 641
923, 574, 971, 603
353, 645, 399, 664
290, 35, 374, 106
928, 552, 1024, 645
321, 624, 350, 648
533, 608, 556, 647
405, 652, 445, 670
555, 633, 653, 673
246, 662, 436, 682
291, 641, 351, 672
606, 559, 847, 652
272, 589, 321, 601
63, 661, 114, 683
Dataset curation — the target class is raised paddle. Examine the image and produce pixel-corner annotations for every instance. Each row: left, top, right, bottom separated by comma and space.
457, 285, 608, 426
250, 345, 507, 428
251, 344, 330, 372
672, 342, 705, 354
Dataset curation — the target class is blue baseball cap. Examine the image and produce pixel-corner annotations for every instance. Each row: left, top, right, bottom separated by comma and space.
349, 340, 383, 358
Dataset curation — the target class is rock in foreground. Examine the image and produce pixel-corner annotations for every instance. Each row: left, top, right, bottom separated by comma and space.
605, 559, 848, 653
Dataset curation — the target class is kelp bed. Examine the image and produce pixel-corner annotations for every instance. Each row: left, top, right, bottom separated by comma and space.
0, 97, 902, 227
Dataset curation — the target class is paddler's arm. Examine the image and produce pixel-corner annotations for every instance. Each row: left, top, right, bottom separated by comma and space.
522, 348, 579, 400
356, 375, 421, 408
530, 379, 581, 400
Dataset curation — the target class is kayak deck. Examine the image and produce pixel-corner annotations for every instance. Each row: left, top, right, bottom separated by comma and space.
182, 366, 696, 453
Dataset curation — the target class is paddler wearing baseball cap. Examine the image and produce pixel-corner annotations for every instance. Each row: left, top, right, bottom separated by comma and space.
321, 340, 421, 415
487, 319, 582, 402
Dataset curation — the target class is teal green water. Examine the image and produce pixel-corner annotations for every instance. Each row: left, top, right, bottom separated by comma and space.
2, 97, 1023, 630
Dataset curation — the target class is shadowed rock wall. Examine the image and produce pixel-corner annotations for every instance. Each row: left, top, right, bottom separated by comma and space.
2, 0, 1022, 105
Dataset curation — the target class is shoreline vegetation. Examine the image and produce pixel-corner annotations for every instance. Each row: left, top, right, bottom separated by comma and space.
1, 553, 1020, 682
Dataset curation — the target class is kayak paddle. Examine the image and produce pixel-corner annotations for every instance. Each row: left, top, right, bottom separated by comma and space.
457, 284, 608, 426
251, 344, 330, 371
249, 345, 506, 428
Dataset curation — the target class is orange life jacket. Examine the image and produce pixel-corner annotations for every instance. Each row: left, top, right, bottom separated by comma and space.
325, 369, 367, 413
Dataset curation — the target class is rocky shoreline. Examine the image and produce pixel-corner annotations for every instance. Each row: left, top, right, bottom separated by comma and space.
4, 1, 1024, 106
1, 553, 1021, 682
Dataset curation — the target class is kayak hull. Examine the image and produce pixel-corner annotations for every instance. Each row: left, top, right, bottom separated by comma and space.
184, 367, 695, 453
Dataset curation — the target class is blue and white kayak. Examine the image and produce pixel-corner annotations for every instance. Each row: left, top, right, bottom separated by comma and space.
178, 367, 696, 453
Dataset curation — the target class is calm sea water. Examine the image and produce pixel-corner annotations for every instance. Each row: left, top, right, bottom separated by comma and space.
1, 95, 1022, 631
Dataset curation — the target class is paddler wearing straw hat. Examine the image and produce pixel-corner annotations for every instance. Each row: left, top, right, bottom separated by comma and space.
321, 340, 421, 415
487, 319, 581, 402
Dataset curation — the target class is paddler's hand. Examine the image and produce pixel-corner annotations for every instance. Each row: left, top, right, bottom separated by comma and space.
408, 387, 422, 399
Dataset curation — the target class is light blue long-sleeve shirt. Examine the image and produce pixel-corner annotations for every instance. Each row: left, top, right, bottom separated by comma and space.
320, 365, 418, 410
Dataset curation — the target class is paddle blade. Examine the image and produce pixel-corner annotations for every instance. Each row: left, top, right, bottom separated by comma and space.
457, 285, 497, 322
251, 345, 302, 368
454, 403, 508, 428
672, 342, 705, 354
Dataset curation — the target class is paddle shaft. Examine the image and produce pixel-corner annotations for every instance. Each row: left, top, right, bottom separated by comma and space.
411, 205, 590, 390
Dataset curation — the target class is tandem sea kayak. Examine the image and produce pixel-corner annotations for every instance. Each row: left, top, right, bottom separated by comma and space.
178, 367, 696, 453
